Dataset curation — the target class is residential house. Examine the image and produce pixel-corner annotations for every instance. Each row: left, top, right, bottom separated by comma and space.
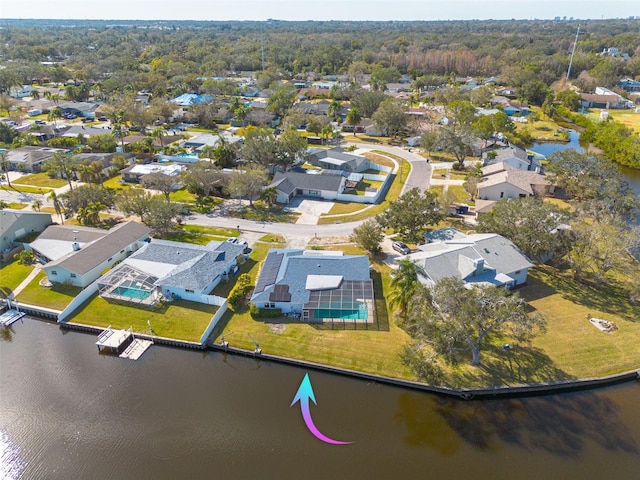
307, 148, 371, 173
35, 221, 151, 288
581, 87, 632, 109
4, 146, 69, 172
58, 101, 101, 119
9, 86, 36, 99
172, 94, 214, 107
182, 132, 243, 152
477, 162, 551, 202
268, 171, 346, 204
97, 239, 246, 305
398, 228, 534, 289
483, 143, 542, 172
251, 249, 375, 323
0, 210, 52, 261
120, 163, 186, 185
619, 78, 640, 92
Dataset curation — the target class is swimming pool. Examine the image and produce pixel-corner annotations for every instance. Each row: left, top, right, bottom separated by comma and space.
112, 286, 152, 300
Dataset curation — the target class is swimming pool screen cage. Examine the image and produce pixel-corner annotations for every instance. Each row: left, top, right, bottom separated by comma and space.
98, 264, 160, 306
303, 280, 375, 324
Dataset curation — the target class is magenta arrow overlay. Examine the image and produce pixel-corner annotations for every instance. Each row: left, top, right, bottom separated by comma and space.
290, 373, 353, 445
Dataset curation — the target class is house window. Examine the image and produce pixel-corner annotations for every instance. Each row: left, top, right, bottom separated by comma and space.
514, 270, 521, 275
185, 289, 194, 293
265, 302, 276, 309
51, 270, 57, 275
500, 192, 504, 198
108, 257, 113, 262
308, 190, 320, 196
120, 249, 125, 253
70, 273, 77, 278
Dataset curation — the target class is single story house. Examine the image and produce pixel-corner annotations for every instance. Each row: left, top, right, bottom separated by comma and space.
268, 170, 346, 204
398, 228, 534, 289
251, 249, 375, 323
36, 221, 151, 288
0, 210, 52, 260
477, 162, 551, 201
307, 148, 371, 173
172, 94, 214, 107
58, 101, 101, 119
9, 85, 36, 99
121, 163, 186, 185
182, 132, 243, 151
4, 146, 70, 172
97, 238, 246, 305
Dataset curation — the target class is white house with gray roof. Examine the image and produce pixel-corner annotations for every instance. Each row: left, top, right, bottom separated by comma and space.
477, 162, 550, 202
307, 148, 371, 173
484, 143, 542, 173
251, 249, 375, 323
38, 221, 151, 287
398, 228, 533, 289
268, 171, 346, 204
97, 238, 246, 304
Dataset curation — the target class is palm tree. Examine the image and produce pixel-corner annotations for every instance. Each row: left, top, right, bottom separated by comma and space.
321, 124, 333, 145
328, 99, 342, 121
47, 107, 62, 126
388, 259, 427, 318
0, 151, 12, 188
48, 190, 64, 224
44, 152, 77, 190
346, 107, 362, 137
31, 199, 42, 211
150, 126, 166, 150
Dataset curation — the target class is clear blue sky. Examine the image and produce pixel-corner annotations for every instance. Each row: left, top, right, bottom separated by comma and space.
1, 0, 638, 21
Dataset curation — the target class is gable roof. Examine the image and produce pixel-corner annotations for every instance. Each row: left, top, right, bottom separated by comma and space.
47, 221, 151, 275
270, 171, 344, 193
308, 148, 369, 170
479, 162, 549, 195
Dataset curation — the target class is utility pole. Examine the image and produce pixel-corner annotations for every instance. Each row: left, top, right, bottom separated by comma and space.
566, 25, 580, 81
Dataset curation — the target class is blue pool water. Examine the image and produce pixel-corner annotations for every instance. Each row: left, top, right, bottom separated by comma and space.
112, 286, 152, 300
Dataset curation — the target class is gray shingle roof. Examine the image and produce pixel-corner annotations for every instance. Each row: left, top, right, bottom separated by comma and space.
251, 249, 371, 305
270, 171, 343, 193
406, 231, 533, 286
49, 221, 151, 275
126, 239, 245, 292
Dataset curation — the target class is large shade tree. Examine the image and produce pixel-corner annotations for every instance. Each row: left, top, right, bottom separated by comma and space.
376, 188, 443, 243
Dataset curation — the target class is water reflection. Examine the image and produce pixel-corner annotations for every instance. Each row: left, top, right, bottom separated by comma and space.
0, 430, 25, 480
396, 390, 639, 456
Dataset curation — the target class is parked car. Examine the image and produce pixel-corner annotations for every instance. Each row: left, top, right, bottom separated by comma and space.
392, 241, 411, 255
34, 120, 46, 125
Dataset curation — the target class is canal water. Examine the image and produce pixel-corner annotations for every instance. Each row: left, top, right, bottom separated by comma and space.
1, 319, 639, 479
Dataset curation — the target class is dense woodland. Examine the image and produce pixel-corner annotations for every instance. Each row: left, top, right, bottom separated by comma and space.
1, 19, 639, 97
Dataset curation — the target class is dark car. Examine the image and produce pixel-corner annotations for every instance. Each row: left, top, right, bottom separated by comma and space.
392, 241, 411, 255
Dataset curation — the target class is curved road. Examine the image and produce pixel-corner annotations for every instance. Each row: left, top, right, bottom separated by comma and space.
187, 144, 432, 239
1, 145, 431, 242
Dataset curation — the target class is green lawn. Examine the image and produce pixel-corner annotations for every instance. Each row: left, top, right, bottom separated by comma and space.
68, 296, 219, 342
102, 175, 137, 190
362, 153, 395, 169
1, 184, 51, 195
592, 108, 640, 134
258, 233, 285, 243
325, 201, 369, 215
5, 202, 27, 209
447, 185, 471, 204
0, 260, 35, 296
16, 271, 82, 310
523, 266, 640, 378
15, 172, 67, 188
181, 224, 238, 237
448, 170, 468, 181
169, 188, 198, 203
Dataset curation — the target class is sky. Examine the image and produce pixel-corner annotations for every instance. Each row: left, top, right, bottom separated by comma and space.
1, 0, 639, 22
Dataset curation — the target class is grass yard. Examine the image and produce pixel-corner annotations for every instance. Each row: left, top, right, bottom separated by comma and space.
5, 202, 27, 209
102, 175, 137, 190
161, 224, 239, 245
522, 266, 640, 378
258, 233, 285, 243
68, 296, 218, 342
16, 271, 82, 310
447, 185, 471, 204
169, 188, 198, 203
362, 153, 395, 169
182, 224, 238, 237
588, 108, 640, 134
448, 170, 468, 181
14, 172, 67, 188
325, 201, 369, 216
0, 260, 35, 296
1, 184, 51, 195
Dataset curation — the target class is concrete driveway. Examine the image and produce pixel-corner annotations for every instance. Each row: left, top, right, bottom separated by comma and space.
284, 197, 335, 225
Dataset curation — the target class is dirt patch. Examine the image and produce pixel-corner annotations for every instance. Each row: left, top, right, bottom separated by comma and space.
268, 323, 286, 334
307, 235, 353, 246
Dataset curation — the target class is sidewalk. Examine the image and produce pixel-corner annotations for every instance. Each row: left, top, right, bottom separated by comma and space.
12, 266, 41, 296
